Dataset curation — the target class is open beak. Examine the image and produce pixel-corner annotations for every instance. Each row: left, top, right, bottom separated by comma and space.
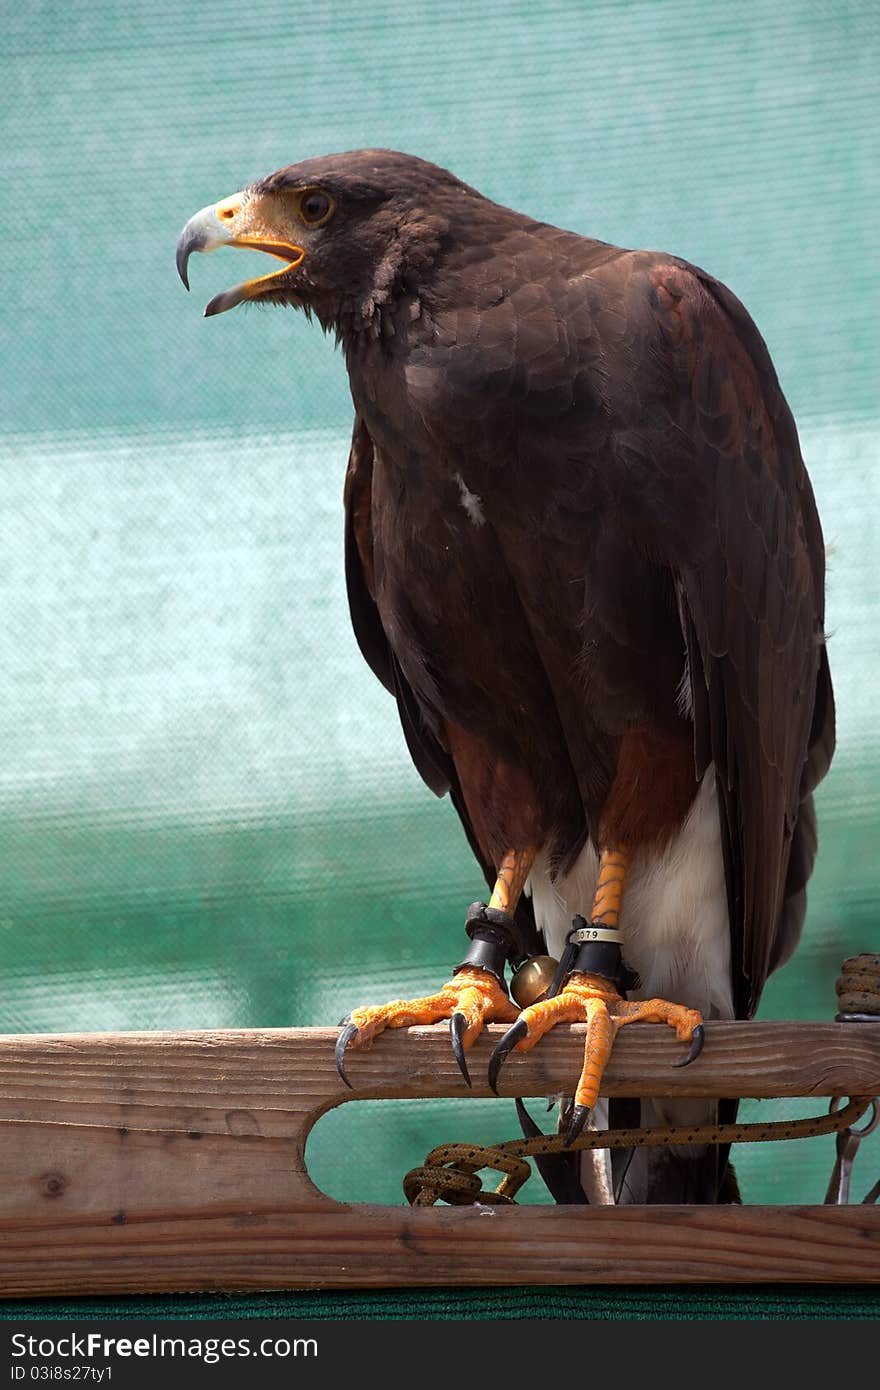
176, 192, 305, 316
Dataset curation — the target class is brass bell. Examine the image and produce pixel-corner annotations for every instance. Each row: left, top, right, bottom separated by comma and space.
510, 954, 559, 1008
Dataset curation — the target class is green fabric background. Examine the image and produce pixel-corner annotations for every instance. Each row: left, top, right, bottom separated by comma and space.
1, 0, 878, 1316
1, 1287, 879, 1321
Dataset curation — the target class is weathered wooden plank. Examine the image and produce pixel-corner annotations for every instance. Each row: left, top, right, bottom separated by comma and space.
0, 1021, 878, 1113
0, 1207, 877, 1294
0, 1022, 877, 1295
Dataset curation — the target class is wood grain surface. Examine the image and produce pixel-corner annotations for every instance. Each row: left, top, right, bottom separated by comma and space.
0, 1021, 877, 1294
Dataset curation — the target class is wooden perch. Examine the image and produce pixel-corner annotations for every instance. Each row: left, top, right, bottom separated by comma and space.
0, 1021, 878, 1295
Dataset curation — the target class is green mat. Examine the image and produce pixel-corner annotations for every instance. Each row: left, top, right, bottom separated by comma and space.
2, 1287, 880, 1321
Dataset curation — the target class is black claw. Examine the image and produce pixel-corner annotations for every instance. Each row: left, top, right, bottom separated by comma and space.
487, 1018, 528, 1095
515, 1098, 590, 1205
562, 1103, 592, 1147
335, 1020, 359, 1089
672, 1022, 705, 1068
515, 1096, 541, 1138
450, 1012, 472, 1087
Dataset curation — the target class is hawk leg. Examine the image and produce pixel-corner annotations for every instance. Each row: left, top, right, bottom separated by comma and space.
489, 847, 704, 1143
336, 847, 533, 1087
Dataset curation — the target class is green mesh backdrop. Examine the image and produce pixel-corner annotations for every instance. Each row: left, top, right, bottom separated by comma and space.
2, 0, 879, 1261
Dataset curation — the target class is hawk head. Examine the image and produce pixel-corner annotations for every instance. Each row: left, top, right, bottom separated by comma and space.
176, 149, 498, 333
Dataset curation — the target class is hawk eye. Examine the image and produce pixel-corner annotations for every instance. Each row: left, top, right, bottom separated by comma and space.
299, 190, 332, 226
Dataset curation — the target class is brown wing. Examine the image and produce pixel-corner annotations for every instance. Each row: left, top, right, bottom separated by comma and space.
344, 415, 451, 796
343, 414, 544, 957
640, 260, 835, 1016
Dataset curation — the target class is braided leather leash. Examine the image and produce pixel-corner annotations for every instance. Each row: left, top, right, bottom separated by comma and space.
836, 953, 880, 1019
404, 1095, 875, 1205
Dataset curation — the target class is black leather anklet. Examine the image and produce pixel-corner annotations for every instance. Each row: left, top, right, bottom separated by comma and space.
453, 902, 526, 991
547, 914, 630, 997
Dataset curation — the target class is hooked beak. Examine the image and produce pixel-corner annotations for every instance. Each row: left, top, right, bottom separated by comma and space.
176, 192, 305, 316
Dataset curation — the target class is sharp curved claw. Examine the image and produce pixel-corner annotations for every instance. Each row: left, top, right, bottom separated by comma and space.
672, 1022, 705, 1068
450, 1012, 472, 1087
515, 1096, 541, 1138
487, 1017, 528, 1095
562, 1103, 591, 1147
335, 1020, 359, 1089
517, 1097, 590, 1203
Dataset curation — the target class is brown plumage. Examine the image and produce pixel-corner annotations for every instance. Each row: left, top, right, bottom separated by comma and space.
178, 150, 834, 1204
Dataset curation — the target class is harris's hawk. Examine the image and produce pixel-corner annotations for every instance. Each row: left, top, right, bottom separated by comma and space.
177, 150, 834, 1204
